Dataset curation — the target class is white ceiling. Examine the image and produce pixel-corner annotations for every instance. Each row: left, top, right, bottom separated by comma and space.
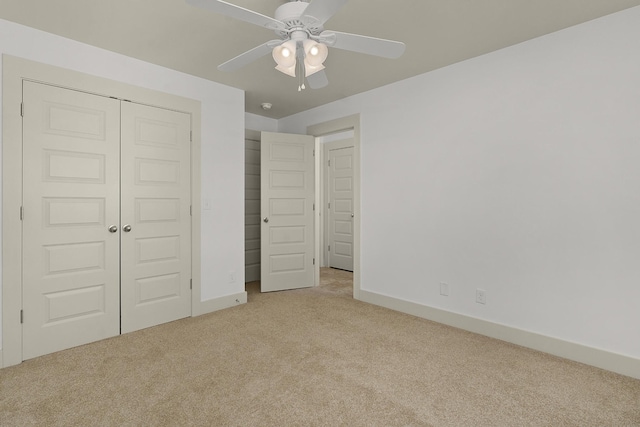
2, 0, 640, 118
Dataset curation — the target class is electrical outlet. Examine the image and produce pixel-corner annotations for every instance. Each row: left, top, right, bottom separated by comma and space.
440, 282, 449, 296
476, 289, 486, 304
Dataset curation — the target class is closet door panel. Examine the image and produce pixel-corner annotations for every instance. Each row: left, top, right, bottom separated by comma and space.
120, 102, 192, 333
22, 82, 121, 359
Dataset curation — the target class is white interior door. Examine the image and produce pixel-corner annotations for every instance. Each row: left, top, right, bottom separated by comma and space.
328, 145, 354, 271
260, 131, 315, 292
120, 102, 192, 333
22, 81, 121, 359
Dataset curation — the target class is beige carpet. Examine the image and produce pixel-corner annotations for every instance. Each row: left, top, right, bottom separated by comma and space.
1, 268, 639, 426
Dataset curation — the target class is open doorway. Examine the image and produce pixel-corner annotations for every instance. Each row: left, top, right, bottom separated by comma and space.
320, 131, 355, 272
314, 130, 356, 294
309, 114, 360, 298
244, 114, 361, 298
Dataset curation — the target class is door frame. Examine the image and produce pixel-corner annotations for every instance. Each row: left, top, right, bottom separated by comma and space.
2, 55, 202, 367
308, 115, 361, 299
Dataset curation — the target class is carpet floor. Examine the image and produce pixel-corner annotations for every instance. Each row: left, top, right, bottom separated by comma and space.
1, 268, 639, 426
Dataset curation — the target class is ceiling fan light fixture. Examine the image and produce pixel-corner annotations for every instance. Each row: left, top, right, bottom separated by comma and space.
272, 40, 297, 68
187, 0, 405, 91
303, 39, 328, 67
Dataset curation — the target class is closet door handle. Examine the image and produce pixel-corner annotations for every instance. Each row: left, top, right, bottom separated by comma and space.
108, 225, 118, 233
263, 217, 269, 223
123, 224, 132, 232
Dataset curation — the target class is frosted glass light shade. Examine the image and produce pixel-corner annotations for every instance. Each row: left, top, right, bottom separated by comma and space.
304, 63, 325, 77
303, 40, 328, 67
275, 64, 296, 77
272, 40, 297, 68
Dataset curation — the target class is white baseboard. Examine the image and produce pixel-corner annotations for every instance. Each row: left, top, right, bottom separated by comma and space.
197, 291, 247, 316
0, 295, 247, 369
358, 290, 640, 380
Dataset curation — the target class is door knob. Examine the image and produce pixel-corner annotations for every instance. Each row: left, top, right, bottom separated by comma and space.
123, 224, 132, 232
108, 225, 118, 233
351, 213, 354, 218
263, 217, 269, 223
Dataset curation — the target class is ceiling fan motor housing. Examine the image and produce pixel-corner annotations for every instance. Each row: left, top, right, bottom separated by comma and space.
274, 1, 324, 38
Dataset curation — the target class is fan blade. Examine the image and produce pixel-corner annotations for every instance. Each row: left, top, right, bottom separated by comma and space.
302, 0, 347, 26
307, 70, 329, 89
320, 30, 406, 59
218, 40, 282, 72
186, 0, 284, 30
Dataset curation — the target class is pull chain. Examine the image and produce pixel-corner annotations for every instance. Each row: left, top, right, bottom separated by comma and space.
296, 42, 306, 91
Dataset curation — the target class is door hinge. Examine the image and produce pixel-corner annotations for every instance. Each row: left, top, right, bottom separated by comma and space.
328, 245, 331, 252
20, 309, 23, 324
190, 279, 193, 290
20, 102, 24, 117
328, 159, 331, 167
190, 130, 193, 142
328, 202, 330, 209
20, 206, 24, 220
313, 258, 315, 265
190, 205, 192, 216
313, 203, 315, 211
313, 149, 315, 157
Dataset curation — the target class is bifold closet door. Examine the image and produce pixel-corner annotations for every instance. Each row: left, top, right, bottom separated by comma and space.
22, 81, 121, 360
119, 102, 192, 333
22, 82, 192, 359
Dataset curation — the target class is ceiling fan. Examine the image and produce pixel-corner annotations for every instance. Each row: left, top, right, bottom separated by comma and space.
186, 0, 406, 90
